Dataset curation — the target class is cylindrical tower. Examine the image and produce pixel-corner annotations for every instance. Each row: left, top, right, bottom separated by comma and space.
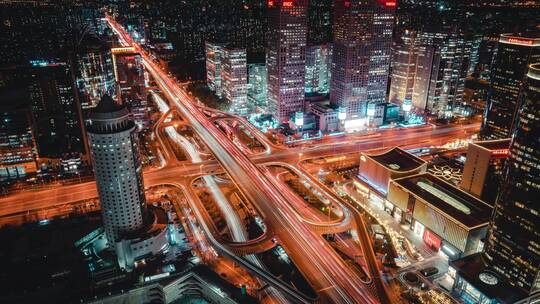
87, 95, 147, 249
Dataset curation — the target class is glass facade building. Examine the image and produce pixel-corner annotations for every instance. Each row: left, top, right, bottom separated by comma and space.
330, 0, 395, 120
483, 64, 540, 295
481, 33, 540, 140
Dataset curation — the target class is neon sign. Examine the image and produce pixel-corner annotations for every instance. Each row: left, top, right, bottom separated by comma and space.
507, 37, 533, 45
283, 0, 294, 7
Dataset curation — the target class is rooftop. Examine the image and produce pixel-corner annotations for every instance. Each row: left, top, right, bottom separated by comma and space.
450, 253, 528, 304
474, 139, 511, 151
393, 173, 492, 228
367, 147, 427, 172
500, 32, 540, 46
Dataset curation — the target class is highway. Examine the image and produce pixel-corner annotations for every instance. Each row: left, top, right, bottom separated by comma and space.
0, 122, 478, 219
107, 15, 386, 303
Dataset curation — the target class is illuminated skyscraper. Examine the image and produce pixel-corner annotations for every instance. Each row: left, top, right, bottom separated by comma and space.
267, 0, 308, 123
305, 44, 332, 95
221, 47, 248, 115
248, 63, 267, 111
389, 29, 472, 115
77, 36, 116, 110
205, 41, 222, 97
483, 64, 540, 295
87, 95, 147, 249
27, 62, 86, 159
481, 33, 540, 140
330, 0, 396, 122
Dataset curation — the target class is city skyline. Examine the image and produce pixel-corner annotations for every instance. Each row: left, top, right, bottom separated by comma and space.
0, 1, 539, 304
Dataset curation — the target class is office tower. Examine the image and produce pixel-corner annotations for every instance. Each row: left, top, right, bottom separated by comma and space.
221, 47, 248, 115
483, 64, 540, 295
28, 62, 86, 159
307, 0, 333, 44
0, 103, 37, 179
460, 139, 510, 206
248, 63, 267, 112
267, 0, 308, 123
389, 29, 472, 114
481, 33, 540, 140
305, 44, 332, 95
205, 41, 223, 96
330, 0, 396, 121
77, 36, 117, 110
389, 30, 417, 106
87, 95, 147, 248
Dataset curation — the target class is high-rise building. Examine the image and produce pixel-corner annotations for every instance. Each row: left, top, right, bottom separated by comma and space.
77, 36, 116, 110
305, 44, 332, 95
330, 0, 396, 122
389, 30, 417, 106
87, 95, 147, 249
389, 29, 473, 115
221, 47, 248, 115
247, 63, 267, 112
28, 62, 87, 159
481, 33, 540, 140
267, 0, 308, 123
205, 41, 222, 97
483, 64, 540, 295
460, 139, 510, 206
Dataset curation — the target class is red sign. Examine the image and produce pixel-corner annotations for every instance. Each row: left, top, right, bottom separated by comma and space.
491, 149, 509, 157
507, 38, 533, 45
282, 0, 294, 7
344, 1, 350, 8
378, 0, 396, 8
423, 230, 442, 250
268, 0, 274, 7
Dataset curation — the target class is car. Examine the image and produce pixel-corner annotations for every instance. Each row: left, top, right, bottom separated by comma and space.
419, 266, 439, 277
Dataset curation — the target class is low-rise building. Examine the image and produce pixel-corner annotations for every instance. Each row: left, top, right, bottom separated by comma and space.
387, 173, 493, 259
357, 147, 427, 196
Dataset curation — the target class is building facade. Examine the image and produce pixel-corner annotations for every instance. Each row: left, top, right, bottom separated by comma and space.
330, 0, 395, 122
247, 63, 267, 112
460, 139, 510, 206
266, 0, 308, 123
28, 62, 87, 159
77, 36, 117, 110
0, 105, 37, 179
305, 44, 332, 95
389, 29, 473, 116
205, 41, 222, 97
483, 64, 540, 295
481, 33, 540, 140
221, 47, 248, 115
87, 95, 147, 249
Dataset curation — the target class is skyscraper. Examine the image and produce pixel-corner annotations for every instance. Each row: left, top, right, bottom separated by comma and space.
27, 62, 87, 159
389, 30, 417, 106
305, 44, 332, 95
267, 0, 308, 123
221, 47, 248, 115
481, 33, 540, 140
205, 41, 222, 97
483, 64, 540, 295
330, 0, 395, 122
87, 95, 147, 249
77, 36, 116, 110
247, 63, 267, 111
389, 29, 473, 115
